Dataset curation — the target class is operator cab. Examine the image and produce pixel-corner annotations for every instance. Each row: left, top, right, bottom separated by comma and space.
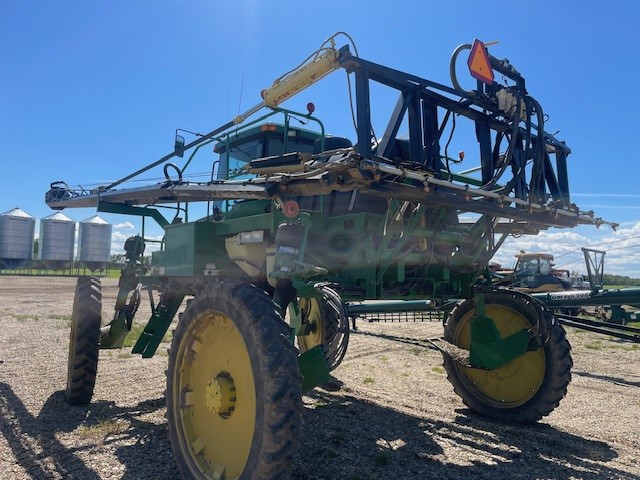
211, 122, 378, 216
512, 253, 571, 292
514, 253, 555, 277
213, 123, 321, 181
209, 123, 321, 216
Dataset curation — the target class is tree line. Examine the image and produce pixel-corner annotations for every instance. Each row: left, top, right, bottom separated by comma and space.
602, 273, 640, 286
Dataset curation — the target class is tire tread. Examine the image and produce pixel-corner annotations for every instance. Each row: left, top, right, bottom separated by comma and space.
65, 276, 101, 405
166, 279, 302, 479
443, 292, 572, 423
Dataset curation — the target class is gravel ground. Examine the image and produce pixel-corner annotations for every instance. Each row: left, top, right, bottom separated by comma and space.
0, 276, 639, 480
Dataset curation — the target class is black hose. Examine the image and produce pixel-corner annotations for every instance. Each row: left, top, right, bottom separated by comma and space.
449, 44, 472, 93
163, 163, 183, 183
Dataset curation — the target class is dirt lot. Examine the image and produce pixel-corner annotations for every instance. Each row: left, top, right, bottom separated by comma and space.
0, 276, 639, 480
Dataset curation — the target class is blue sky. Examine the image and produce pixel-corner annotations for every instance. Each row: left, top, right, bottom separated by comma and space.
2, 1, 639, 276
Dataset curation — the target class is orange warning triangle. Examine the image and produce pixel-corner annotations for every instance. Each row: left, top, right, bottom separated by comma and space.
467, 39, 494, 85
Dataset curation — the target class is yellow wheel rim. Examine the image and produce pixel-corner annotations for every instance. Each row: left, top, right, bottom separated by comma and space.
454, 303, 545, 407
173, 311, 256, 479
297, 298, 323, 352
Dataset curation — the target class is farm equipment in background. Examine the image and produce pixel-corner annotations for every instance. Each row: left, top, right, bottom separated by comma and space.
496, 248, 607, 294
497, 252, 572, 293
528, 248, 640, 339
492, 248, 640, 324
45, 33, 627, 479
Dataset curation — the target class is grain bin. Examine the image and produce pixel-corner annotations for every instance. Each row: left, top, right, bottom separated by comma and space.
0, 207, 35, 269
78, 215, 112, 270
39, 212, 76, 267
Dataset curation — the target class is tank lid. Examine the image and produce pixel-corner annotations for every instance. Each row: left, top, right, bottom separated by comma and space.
81, 215, 110, 225
42, 212, 74, 222
1, 207, 34, 219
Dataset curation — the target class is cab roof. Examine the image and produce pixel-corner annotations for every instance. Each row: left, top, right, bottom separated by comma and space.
213, 123, 321, 154
515, 253, 555, 260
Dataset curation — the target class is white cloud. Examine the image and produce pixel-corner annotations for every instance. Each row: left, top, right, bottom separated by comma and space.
110, 232, 163, 256
142, 235, 163, 253
110, 231, 130, 254
114, 221, 135, 230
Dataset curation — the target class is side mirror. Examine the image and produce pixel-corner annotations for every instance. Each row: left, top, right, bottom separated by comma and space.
174, 134, 185, 158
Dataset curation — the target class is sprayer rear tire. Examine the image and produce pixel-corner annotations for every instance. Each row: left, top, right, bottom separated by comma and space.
65, 276, 102, 405
442, 292, 572, 423
166, 280, 302, 479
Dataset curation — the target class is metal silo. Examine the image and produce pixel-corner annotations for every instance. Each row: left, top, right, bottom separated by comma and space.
39, 212, 75, 267
78, 215, 112, 270
0, 207, 36, 269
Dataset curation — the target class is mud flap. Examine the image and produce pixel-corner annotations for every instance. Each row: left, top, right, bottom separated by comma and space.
298, 345, 331, 391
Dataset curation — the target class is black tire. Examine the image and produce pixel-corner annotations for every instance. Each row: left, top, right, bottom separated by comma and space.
166, 280, 303, 479
297, 293, 349, 371
65, 276, 102, 405
443, 292, 572, 423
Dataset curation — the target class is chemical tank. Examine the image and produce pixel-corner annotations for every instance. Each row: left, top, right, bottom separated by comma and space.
39, 212, 76, 267
78, 215, 112, 270
0, 207, 35, 269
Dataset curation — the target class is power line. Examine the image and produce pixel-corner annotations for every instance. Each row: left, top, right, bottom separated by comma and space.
551, 234, 640, 261
554, 242, 640, 269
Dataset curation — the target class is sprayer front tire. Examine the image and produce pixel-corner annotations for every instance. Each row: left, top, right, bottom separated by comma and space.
65, 276, 102, 405
166, 280, 302, 479
443, 292, 572, 423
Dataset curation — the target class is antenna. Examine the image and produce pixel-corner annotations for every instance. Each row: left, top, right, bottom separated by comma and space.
237, 73, 245, 116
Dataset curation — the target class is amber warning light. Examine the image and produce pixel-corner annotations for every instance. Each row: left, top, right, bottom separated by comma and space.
467, 39, 494, 85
